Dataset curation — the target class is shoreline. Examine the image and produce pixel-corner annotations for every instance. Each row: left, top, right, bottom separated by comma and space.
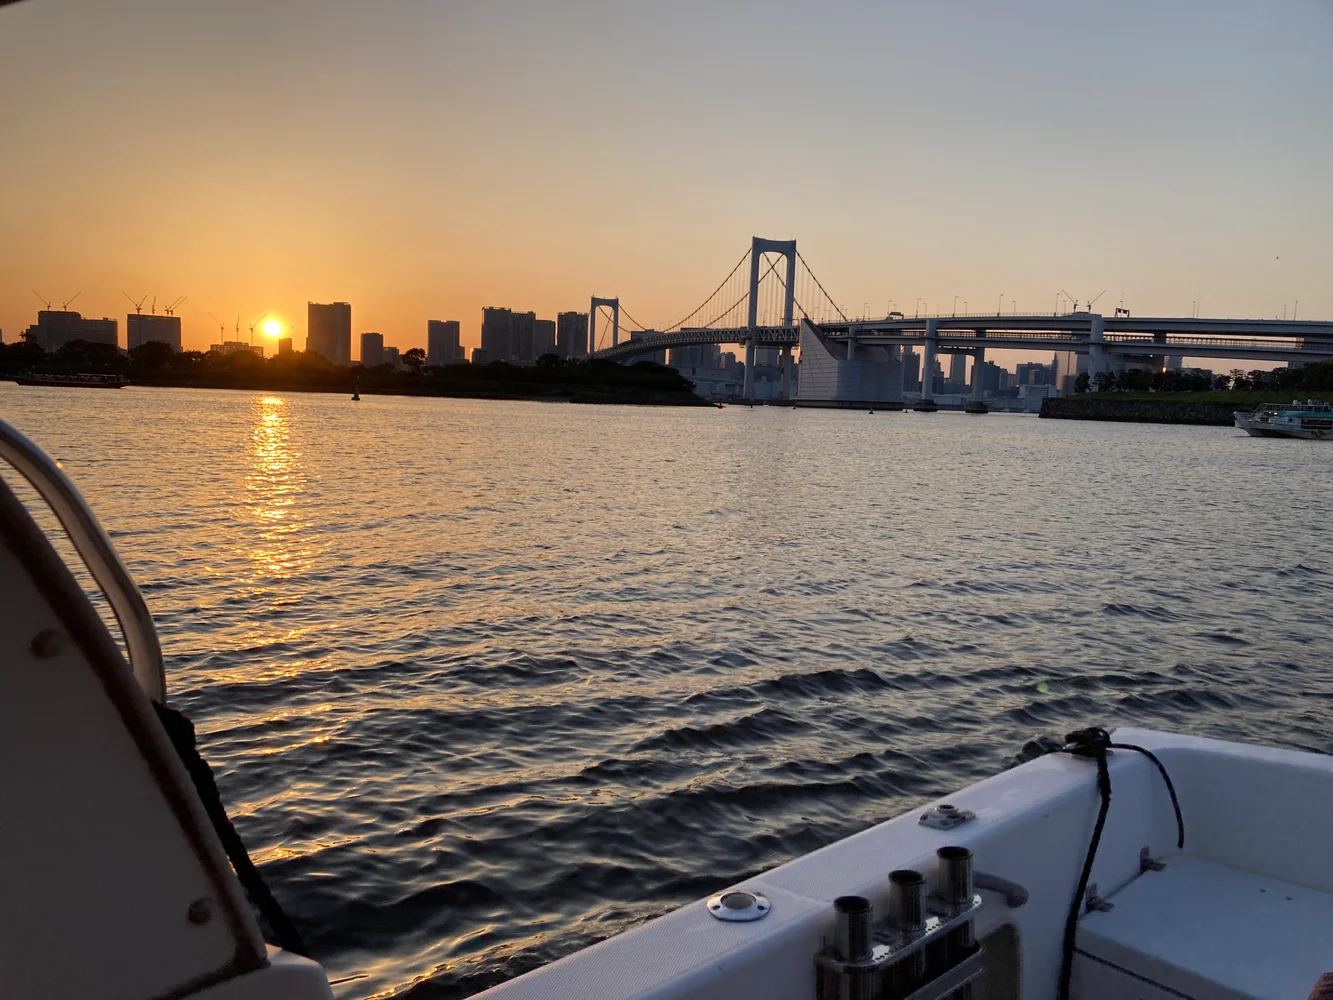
1039, 393, 1332, 426
0, 376, 712, 407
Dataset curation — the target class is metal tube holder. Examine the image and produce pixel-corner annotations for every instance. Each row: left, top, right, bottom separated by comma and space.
815, 861, 984, 1000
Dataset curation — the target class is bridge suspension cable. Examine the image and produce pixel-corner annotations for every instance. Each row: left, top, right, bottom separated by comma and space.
797, 250, 847, 322
661, 247, 751, 332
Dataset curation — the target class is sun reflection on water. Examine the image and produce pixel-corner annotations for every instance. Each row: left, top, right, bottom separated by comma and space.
245, 395, 312, 584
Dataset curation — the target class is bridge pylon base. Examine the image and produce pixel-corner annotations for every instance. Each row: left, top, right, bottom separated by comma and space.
913, 399, 939, 412
964, 400, 989, 414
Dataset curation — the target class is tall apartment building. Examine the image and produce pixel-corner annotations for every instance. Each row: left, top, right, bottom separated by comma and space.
360, 332, 385, 366
481, 307, 512, 361
534, 318, 556, 359
427, 319, 461, 365
948, 353, 967, 385
902, 349, 921, 391
24, 311, 118, 351
127, 313, 181, 351
307, 302, 351, 365
511, 311, 536, 362
278, 338, 294, 355
556, 312, 588, 357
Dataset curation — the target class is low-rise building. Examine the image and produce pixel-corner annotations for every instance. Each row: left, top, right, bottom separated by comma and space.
24, 311, 119, 351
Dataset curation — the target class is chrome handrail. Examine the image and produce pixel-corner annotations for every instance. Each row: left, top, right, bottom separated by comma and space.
0, 419, 166, 703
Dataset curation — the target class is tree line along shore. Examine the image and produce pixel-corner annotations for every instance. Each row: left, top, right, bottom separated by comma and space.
1044, 359, 1333, 425
0, 338, 711, 406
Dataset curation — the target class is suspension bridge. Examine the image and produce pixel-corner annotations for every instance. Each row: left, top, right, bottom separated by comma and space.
585, 237, 1333, 406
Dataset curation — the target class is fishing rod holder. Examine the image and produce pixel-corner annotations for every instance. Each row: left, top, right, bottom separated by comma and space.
815, 847, 984, 1000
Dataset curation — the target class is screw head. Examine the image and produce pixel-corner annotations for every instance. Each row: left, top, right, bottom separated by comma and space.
30, 629, 63, 659
187, 898, 214, 925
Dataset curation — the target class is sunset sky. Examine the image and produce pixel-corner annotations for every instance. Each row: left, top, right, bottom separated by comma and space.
2, 0, 1330, 360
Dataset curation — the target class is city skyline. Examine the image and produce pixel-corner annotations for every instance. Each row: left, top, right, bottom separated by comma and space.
2, 1, 1330, 361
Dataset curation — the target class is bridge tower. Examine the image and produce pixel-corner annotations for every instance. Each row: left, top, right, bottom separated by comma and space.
589, 297, 619, 356
745, 237, 797, 400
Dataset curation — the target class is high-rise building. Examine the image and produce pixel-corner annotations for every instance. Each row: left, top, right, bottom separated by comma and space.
481, 307, 512, 361
127, 313, 181, 351
471, 347, 492, 365
534, 318, 556, 359
361, 332, 385, 366
557, 312, 588, 357
511, 311, 536, 362
383, 346, 401, 369
1016, 362, 1054, 386
902, 349, 921, 391
278, 338, 294, 355
24, 311, 118, 351
948, 353, 967, 385
307, 302, 351, 365
427, 320, 461, 366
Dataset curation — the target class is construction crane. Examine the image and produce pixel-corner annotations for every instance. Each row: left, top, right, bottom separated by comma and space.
164, 296, 187, 316
123, 292, 149, 314
31, 290, 52, 309
61, 292, 82, 310
247, 313, 268, 345
206, 312, 227, 340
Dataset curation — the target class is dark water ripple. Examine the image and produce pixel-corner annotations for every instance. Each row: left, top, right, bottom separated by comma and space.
3, 384, 1332, 998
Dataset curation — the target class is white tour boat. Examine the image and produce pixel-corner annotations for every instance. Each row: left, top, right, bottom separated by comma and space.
3, 414, 1333, 1000
1235, 400, 1333, 440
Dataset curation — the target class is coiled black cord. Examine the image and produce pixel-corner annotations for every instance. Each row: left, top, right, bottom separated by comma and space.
1053, 728, 1184, 1000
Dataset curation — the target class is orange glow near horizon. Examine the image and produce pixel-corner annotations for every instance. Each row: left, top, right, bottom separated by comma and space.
1, 2, 1329, 371
263, 318, 282, 338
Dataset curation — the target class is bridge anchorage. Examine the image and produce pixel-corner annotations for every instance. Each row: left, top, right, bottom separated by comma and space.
589, 237, 1333, 407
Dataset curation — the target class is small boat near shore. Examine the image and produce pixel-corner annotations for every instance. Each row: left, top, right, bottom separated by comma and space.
13, 371, 129, 389
1235, 399, 1333, 439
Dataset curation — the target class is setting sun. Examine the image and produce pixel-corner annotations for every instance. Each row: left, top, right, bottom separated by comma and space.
262, 318, 282, 337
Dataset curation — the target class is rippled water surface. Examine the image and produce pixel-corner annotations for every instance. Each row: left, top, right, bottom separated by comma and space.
3, 384, 1331, 997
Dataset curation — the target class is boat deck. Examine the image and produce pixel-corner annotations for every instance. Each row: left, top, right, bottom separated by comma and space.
1076, 856, 1333, 999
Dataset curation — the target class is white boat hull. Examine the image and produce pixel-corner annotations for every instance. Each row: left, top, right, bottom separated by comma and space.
1236, 410, 1333, 439
478, 728, 1333, 1000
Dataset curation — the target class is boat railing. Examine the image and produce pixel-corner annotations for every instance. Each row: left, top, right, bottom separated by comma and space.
0, 418, 165, 703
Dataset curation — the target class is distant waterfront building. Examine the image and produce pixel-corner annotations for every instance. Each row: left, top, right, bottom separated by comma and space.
669, 344, 721, 369
627, 330, 666, 365
471, 347, 491, 365
903, 348, 921, 391
1016, 362, 1054, 386
209, 341, 264, 358
948, 353, 967, 385
307, 302, 351, 365
383, 346, 401, 369
127, 313, 181, 351
24, 311, 118, 351
557, 312, 588, 357
278, 337, 293, 355
481, 307, 512, 361
534, 318, 556, 359
427, 319, 462, 366
511, 311, 536, 363
361, 332, 385, 366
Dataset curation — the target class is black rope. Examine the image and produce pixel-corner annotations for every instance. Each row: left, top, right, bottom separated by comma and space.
154, 704, 309, 957
1056, 727, 1112, 1000
1053, 728, 1186, 1000
1111, 742, 1185, 849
